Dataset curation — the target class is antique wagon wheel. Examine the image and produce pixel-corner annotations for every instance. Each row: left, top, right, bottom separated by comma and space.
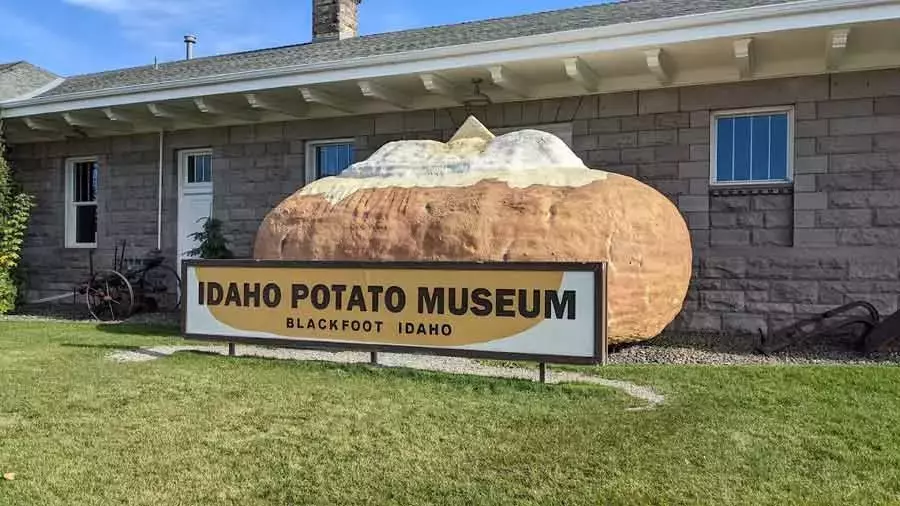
138, 264, 182, 312
85, 270, 135, 322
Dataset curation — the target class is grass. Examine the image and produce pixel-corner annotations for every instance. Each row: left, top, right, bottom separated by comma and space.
1, 321, 900, 505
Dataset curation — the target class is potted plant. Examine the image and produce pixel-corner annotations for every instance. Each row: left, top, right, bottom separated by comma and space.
187, 217, 234, 259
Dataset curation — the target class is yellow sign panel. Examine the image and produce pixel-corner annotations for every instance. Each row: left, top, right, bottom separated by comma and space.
183, 261, 606, 364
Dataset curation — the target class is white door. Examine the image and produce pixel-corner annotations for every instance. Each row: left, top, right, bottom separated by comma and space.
178, 149, 213, 271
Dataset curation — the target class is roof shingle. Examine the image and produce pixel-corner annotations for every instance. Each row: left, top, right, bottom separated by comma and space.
37, 0, 796, 99
0, 62, 59, 101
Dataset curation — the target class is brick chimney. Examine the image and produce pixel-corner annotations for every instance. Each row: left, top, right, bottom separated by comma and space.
313, 0, 362, 42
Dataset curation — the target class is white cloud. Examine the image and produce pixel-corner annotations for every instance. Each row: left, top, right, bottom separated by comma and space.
0, 8, 71, 54
62, 0, 261, 59
63, 0, 231, 19
0, 5, 88, 74
64, 0, 185, 15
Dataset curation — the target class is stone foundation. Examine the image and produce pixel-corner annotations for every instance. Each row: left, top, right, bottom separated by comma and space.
680, 248, 899, 335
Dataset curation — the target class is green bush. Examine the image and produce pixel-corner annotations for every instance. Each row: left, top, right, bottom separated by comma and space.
0, 136, 35, 313
187, 217, 234, 259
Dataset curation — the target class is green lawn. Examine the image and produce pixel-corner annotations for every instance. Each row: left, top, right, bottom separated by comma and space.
1, 321, 900, 505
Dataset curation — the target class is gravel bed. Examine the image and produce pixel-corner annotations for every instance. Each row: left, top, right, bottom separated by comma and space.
609, 332, 900, 365
607, 344, 900, 365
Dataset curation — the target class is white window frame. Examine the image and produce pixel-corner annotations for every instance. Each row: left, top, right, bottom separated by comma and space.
494, 122, 574, 147
178, 148, 214, 196
305, 139, 355, 183
709, 106, 794, 186
64, 156, 99, 249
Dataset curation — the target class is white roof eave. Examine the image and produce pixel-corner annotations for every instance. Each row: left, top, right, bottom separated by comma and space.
1, 0, 899, 118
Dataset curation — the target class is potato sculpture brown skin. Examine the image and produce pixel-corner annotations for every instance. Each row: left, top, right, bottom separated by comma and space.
254, 122, 692, 343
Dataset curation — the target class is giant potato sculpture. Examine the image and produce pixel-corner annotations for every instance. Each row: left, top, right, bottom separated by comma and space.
254, 117, 692, 343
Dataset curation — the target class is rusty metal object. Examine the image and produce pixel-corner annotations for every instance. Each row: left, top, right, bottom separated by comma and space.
758, 301, 880, 355
862, 309, 900, 354
71, 240, 182, 321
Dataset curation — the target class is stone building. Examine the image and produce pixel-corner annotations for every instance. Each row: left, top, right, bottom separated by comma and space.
2, 0, 900, 335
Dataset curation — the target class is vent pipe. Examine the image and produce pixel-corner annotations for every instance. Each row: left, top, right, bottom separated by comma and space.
184, 34, 197, 60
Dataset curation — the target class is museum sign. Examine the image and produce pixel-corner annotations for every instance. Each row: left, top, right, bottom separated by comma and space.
182, 261, 607, 364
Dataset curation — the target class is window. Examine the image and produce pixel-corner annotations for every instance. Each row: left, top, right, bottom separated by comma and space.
65, 157, 99, 248
711, 108, 793, 185
180, 149, 213, 188
495, 123, 574, 147
185, 150, 212, 184
305, 139, 354, 182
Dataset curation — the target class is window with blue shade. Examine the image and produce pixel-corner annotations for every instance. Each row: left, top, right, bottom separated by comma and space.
313, 141, 354, 179
713, 109, 791, 184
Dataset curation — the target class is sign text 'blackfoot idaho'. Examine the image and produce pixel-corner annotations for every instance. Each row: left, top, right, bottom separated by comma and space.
182, 261, 606, 364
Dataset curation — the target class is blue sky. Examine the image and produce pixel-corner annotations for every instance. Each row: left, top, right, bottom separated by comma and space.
0, 0, 601, 77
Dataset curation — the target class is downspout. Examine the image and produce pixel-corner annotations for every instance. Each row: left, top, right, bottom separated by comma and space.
156, 130, 164, 250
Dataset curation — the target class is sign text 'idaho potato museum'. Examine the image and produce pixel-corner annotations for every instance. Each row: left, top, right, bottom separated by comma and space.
182, 261, 607, 364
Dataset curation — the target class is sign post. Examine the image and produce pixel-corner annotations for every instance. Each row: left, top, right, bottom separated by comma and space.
182, 261, 607, 365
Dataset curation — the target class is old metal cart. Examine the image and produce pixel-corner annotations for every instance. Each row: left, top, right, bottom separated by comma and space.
74, 241, 182, 321
758, 300, 900, 355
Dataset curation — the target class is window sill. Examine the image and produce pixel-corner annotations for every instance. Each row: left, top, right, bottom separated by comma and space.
709, 182, 793, 196
65, 243, 97, 249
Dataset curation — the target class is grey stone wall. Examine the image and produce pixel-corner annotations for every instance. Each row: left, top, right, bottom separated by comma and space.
709, 193, 793, 248
9, 133, 181, 301
9, 68, 900, 337
680, 70, 900, 334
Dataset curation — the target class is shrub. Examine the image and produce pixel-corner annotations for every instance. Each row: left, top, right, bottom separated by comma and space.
187, 217, 234, 259
0, 136, 35, 313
